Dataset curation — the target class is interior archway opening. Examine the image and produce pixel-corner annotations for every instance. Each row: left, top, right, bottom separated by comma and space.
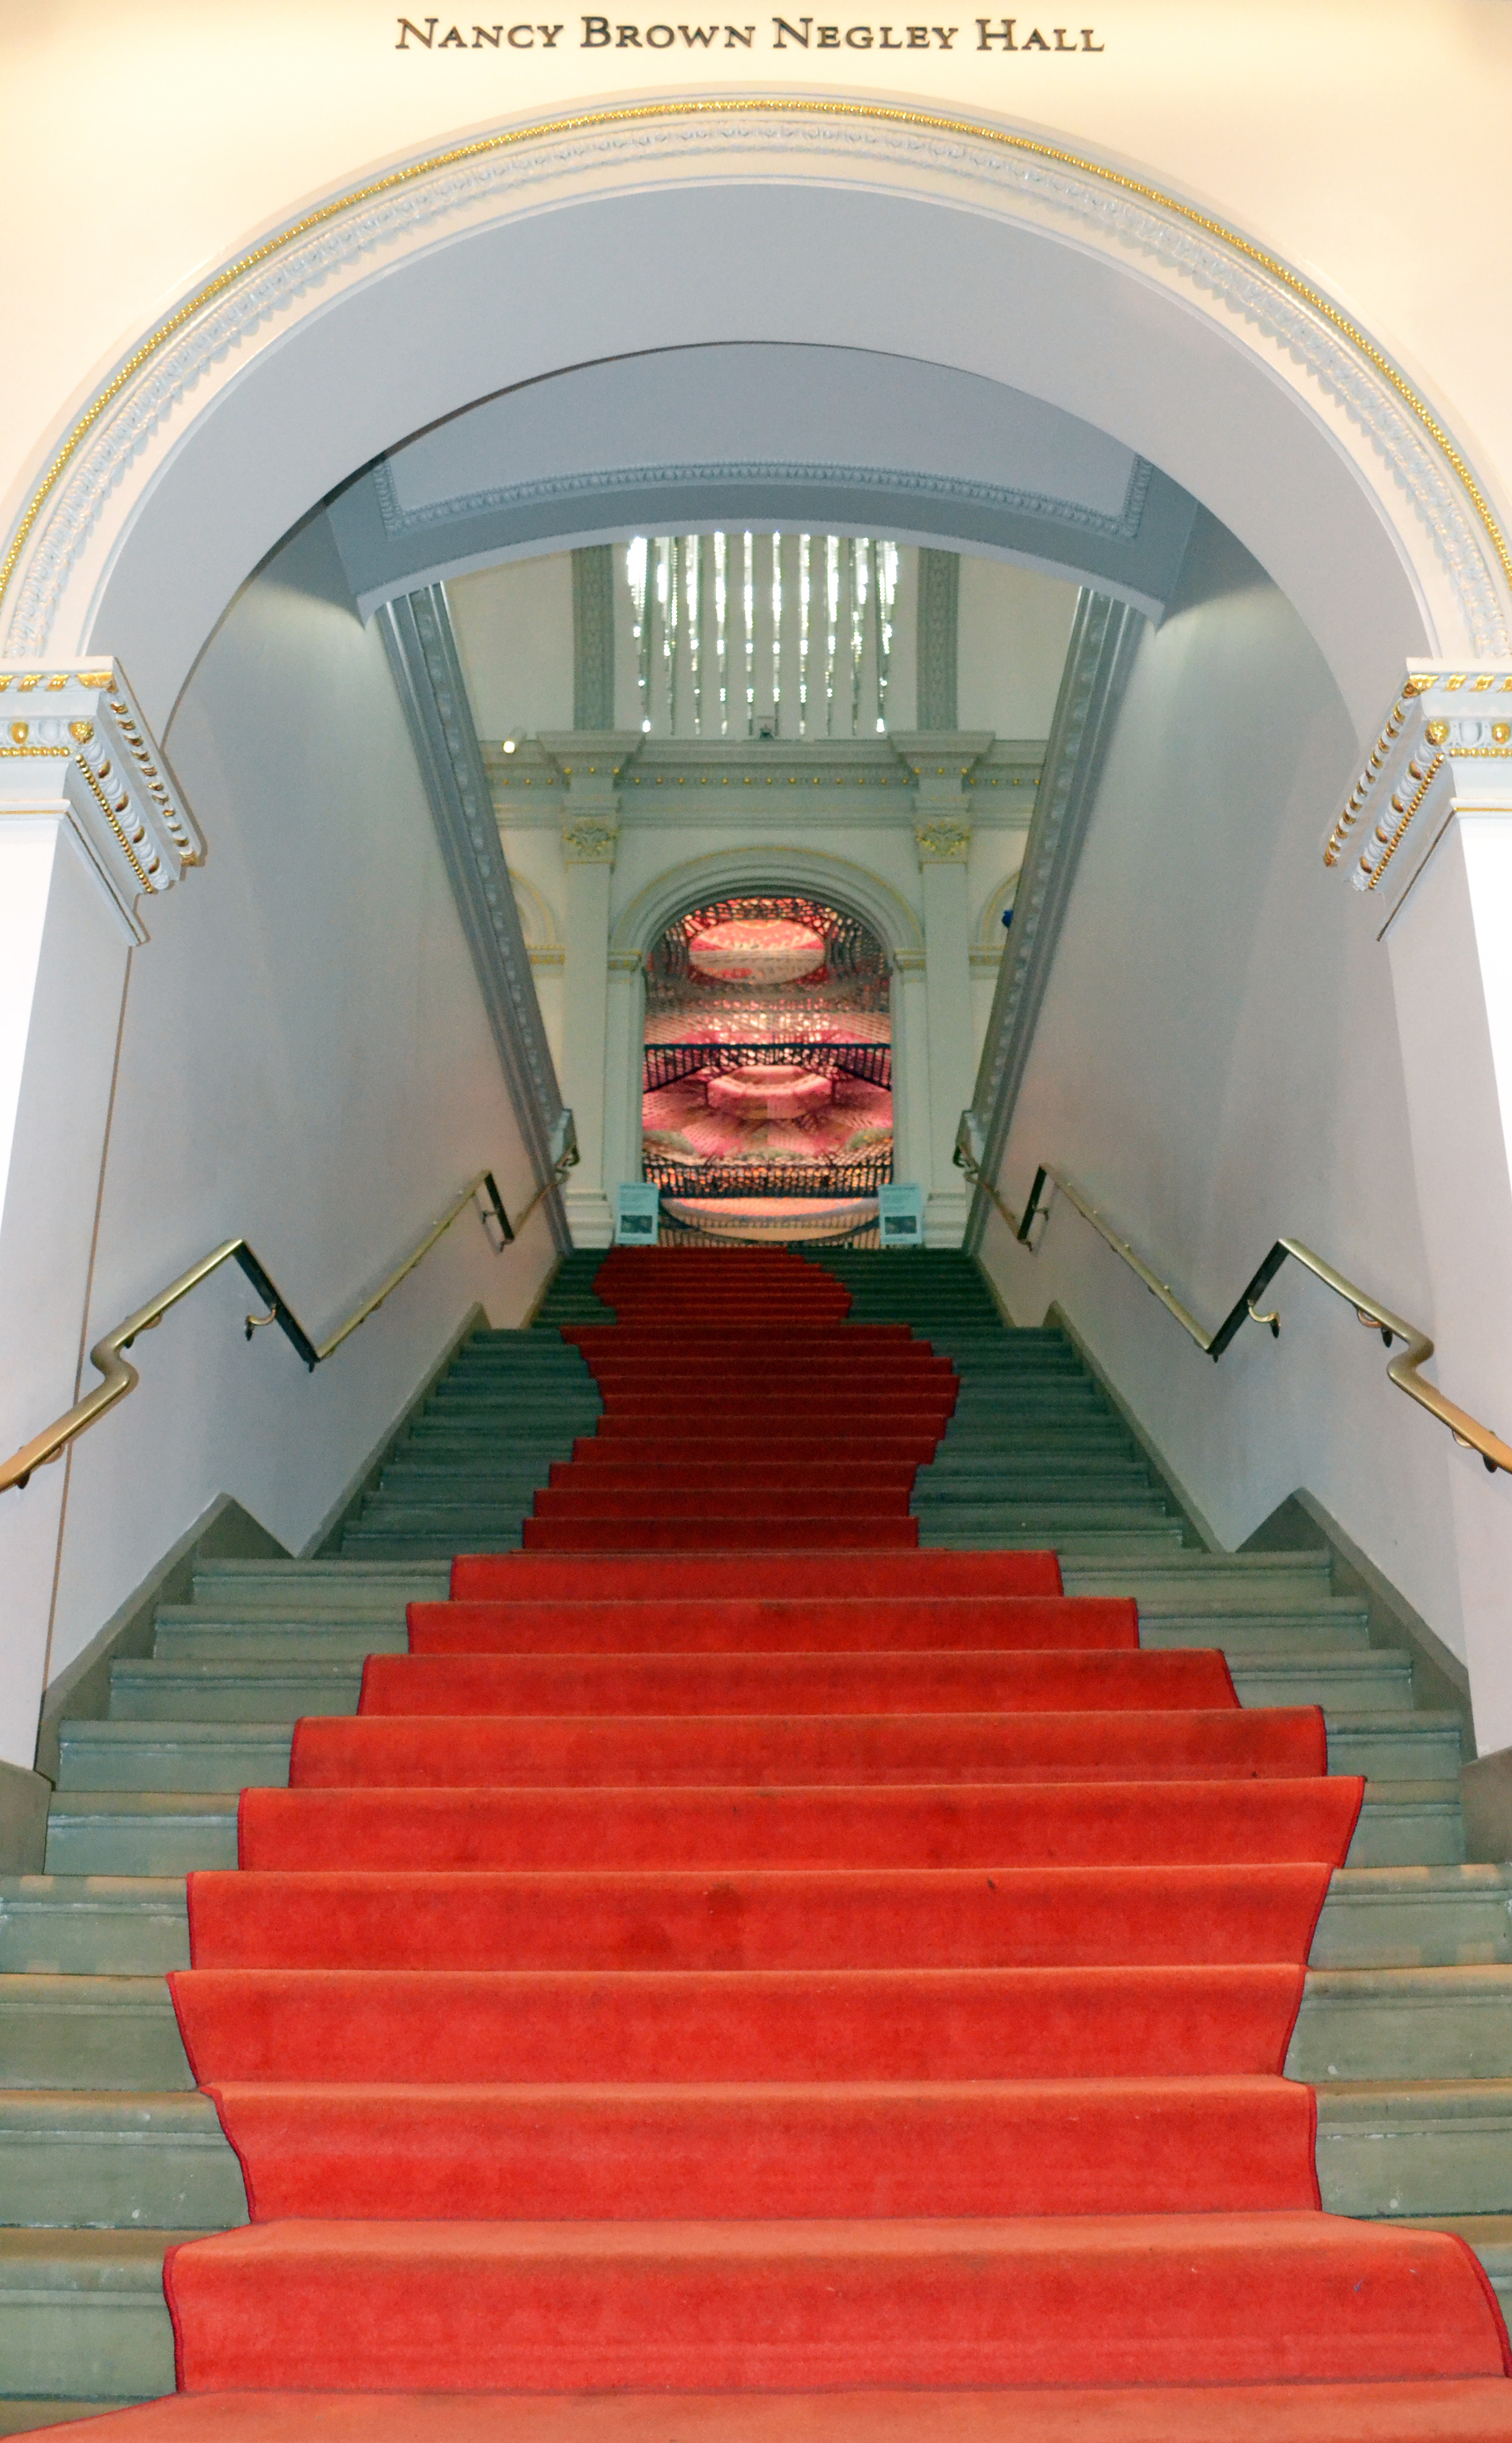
642, 891, 892, 1245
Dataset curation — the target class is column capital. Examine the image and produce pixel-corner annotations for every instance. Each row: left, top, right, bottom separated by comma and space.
913, 816, 973, 866
1325, 663, 1512, 908
560, 815, 619, 865
0, 660, 203, 938
540, 730, 643, 868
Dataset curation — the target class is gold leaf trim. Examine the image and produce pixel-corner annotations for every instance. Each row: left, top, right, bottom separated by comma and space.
2, 99, 1507, 618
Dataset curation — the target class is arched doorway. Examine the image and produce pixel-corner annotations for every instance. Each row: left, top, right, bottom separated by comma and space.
643, 891, 893, 1244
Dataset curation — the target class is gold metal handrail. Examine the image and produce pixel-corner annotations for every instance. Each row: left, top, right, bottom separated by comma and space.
957, 1147, 1512, 1480
0, 1165, 550, 1497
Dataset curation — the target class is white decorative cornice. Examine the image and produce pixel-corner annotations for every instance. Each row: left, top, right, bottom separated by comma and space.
2, 102, 1507, 662
371, 448, 1155, 546
0, 661, 201, 937
1324, 663, 1512, 906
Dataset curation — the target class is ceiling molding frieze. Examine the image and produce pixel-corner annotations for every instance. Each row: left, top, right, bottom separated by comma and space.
3, 101, 1505, 662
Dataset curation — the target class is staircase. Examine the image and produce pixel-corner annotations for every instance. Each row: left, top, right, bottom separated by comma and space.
1, 1248, 1509, 2430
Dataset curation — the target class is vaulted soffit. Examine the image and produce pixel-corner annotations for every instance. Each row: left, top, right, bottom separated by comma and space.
328, 345, 1199, 621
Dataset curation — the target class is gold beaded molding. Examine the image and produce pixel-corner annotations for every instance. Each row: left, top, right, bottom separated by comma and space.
2, 96, 1508, 619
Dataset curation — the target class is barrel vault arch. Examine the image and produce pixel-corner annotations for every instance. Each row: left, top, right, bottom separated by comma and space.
3, 98, 1508, 742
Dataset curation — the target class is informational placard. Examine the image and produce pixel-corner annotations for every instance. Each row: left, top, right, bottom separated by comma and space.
616, 1183, 662, 1244
878, 1183, 925, 1248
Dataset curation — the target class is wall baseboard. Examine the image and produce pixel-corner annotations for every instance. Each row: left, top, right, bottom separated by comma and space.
1241, 1488, 1474, 1760
0, 1759, 54, 1873
1040, 1300, 1217, 1551
1462, 1748, 1512, 1863
308, 1302, 486, 1557
35, 1493, 286, 1783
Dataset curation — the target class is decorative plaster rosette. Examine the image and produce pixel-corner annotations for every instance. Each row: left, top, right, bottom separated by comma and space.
3, 99, 1508, 658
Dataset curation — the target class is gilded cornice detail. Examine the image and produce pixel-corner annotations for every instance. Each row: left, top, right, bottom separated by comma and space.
0, 661, 202, 935
1, 102, 1506, 658
1324, 664, 1512, 911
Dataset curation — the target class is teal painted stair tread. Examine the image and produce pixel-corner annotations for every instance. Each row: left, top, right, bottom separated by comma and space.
2, 2077, 1512, 2232
0, 1980, 192, 2090
55, 1727, 293, 1796
6, 1254, 1508, 2412
0, 2094, 247, 2230
0, 1885, 189, 1975
0, 2232, 183, 2400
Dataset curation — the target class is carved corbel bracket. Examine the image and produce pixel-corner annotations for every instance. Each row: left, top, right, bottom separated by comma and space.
0, 661, 202, 938
1325, 663, 1512, 906
891, 730, 993, 867
540, 730, 643, 869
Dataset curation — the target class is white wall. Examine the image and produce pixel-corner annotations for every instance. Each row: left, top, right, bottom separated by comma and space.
957, 560, 1079, 737
450, 556, 575, 742
982, 512, 1480, 1680
0, 512, 555, 1759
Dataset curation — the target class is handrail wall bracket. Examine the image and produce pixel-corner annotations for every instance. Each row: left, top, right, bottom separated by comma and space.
954, 1141, 1512, 1483
0, 1155, 573, 1498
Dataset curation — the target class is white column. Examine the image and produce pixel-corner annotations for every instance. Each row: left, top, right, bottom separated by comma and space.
601, 951, 647, 1202
1329, 666, 1512, 1761
893, 735, 991, 1245
0, 665, 201, 1789
541, 734, 640, 1246
891, 951, 932, 1197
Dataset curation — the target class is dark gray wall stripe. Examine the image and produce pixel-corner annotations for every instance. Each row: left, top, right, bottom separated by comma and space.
962, 588, 1147, 1256
572, 546, 617, 730
916, 549, 960, 732
379, 586, 571, 1252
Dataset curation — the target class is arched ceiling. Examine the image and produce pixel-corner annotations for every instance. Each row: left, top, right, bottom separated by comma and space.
327, 344, 1199, 619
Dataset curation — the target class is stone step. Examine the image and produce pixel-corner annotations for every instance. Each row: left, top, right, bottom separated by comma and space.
912, 1504, 1177, 1534
105, 1647, 1423, 1728
1065, 1556, 1339, 1601
0, 2094, 246, 2231
37, 1782, 1460, 1878
1311, 1869, 1512, 1969
0, 1980, 191, 2092
0, 1887, 187, 1977
1346, 1786, 1464, 1870
8, 1859, 1506, 1983
1229, 1653, 1415, 1710
340, 1532, 524, 1559
5, 2075, 1512, 2235
0, 2232, 179, 2401
1326, 1714, 1463, 1779
1141, 1612, 1373, 1655
56, 1726, 292, 1794
1316, 2083, 1512, 2219
108, 1663, 359, 1722
150, 1620, 409, 1665
922, 1527, 1191, 1555
1290, 1968, 1512, 2080
914, 1465, 1158, 1492
44, 1799, 238, 1877
188, 1563, 448, 1612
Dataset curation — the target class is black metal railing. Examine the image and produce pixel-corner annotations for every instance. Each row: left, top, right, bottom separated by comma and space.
644, 1041, 892, 1093
645, 1152, 890, 1200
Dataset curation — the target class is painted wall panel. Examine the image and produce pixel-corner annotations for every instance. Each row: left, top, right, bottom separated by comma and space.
11, 513, 553, 1719
980, 512, 1474, 1675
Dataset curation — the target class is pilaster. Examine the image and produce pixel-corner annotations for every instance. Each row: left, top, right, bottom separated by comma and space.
0, 661, 202, 939
0, 663, 198, 1767
894, 733, 991, 1244
1329, 664, 1512, 1752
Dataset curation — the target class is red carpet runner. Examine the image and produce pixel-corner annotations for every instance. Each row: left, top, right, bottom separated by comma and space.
78, 1247, 1512, 2436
